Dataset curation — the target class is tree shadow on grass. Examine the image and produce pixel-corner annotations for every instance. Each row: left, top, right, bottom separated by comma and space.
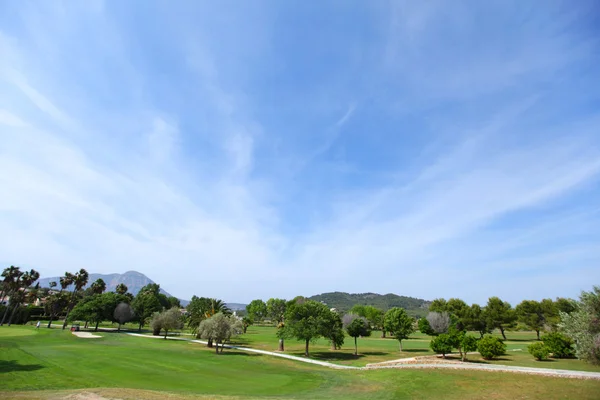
401, 349, 430, 353
228, 339, 253, 346
296, 352, 367, 361
218, 350, 261, 357
0, 360, 45, 373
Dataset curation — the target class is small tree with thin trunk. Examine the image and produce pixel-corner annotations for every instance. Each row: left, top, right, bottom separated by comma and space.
343, 314, 371, 355
196, 313, 243, 353
384, 307, 415, 351
151, 307, 183, 339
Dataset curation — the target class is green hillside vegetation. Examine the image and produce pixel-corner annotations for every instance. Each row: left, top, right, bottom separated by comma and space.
309, 291, 429, 316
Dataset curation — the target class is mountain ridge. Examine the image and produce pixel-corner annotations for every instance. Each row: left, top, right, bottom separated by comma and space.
37, 270, 177, 299
308, 291, 431, 317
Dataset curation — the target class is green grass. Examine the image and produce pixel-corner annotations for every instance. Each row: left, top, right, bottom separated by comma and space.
230, 326, 600, 371
1, 326, 600, 399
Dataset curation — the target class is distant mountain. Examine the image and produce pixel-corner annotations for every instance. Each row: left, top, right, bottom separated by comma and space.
37, 270, 176, 298
308, 292, 431, 317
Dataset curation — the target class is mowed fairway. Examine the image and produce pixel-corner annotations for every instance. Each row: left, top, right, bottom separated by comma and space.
2, 326, 600, 400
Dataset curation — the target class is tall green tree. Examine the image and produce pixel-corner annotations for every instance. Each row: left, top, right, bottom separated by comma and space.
115, 283, 128, 295
266, 298, 287, 324
463, 304, 490, 338
322, 310, 345, 350
6, 269, 40, 326
429, 298, 448, 312
132, 284, 164, 331
63, 269, 89, 329
0, 266, 23, 326
279, 300, 333, 356
90, 279, 106, 295
0, 266, 20, 304
384, 307, 415, 351
351, 305, 385, 336
46, 272, 74, 328
516, 300, 545, 340
483, 297, 516, 340
246, 299, 267, 322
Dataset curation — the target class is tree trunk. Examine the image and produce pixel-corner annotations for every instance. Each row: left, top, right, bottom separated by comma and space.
139, 321, 143, 332
0, 297, 13, 325
118, 323, 122, 332
215, 342, 219, 353
95, 321, 100, 332
499, 327, 506, 340
62, 290, 78, 330
305, 339, 309, 357
354, 337, 358, 356
62, 314, 69, 330
7, 303, 20, 326
331, 341, 336, 351
207, 338, 213, 348
164, 329, 168, 339
381, 330, 386, 338
536, 330, 540, 340
84, 321, 88, 329
399, 340, 403, 352
47, 315, 54, 328
278, 339, 284, 351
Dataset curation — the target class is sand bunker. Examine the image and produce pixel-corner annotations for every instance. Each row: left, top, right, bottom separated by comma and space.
71, 331, 102, 338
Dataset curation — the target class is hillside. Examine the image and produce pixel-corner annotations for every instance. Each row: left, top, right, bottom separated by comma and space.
37, 270, 176, 299
308, 291, 431, 317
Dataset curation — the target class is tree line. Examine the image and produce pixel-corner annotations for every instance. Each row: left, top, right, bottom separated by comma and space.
2, 265, 598, 364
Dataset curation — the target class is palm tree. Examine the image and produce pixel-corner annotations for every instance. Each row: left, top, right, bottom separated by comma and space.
62, 269, 89, 329
115, 283, 128, 295
0, 266, 23, 325
90, 279, 106, 295
47, 272, 74, 328
7, 269, 40, 326
0, 266, 20, 304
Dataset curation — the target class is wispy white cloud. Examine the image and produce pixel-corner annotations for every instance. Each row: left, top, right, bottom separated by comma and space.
0, 1, 598, 304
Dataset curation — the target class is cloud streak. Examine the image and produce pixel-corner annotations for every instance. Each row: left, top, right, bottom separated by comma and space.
0, 1, 598, 304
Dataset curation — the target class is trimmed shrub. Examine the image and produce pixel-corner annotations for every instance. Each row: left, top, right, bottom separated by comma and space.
477, 335, 506, 360
528, 342, 550, 361
430, 333, 453, 358
541, 332, 574, 358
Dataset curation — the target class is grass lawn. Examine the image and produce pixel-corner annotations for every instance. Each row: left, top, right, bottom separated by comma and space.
1, 326, 600, 399
232, 326, 600, 371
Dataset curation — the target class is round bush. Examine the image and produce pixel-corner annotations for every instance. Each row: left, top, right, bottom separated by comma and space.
477, 335, 506, 360
528, 342, 550, 361
430, 333, 453, 357
541, 332, 574, 358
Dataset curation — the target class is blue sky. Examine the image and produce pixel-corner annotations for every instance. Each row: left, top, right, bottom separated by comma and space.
1, 1, 599, 304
